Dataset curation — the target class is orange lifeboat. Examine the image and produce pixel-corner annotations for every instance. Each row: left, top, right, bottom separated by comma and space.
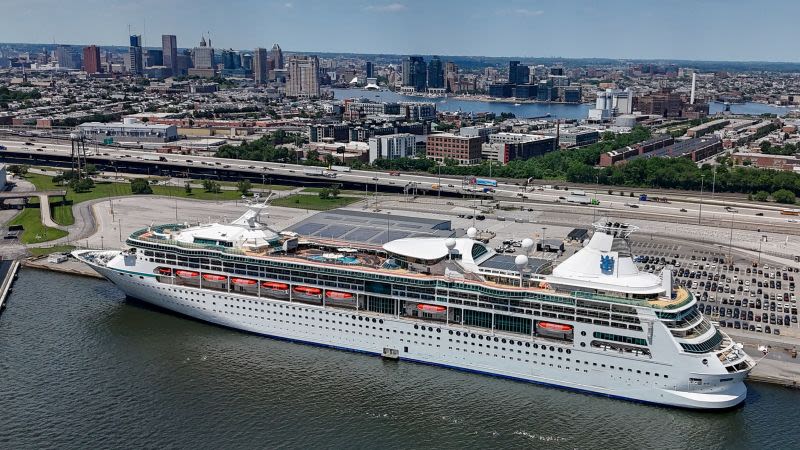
417, 303, 446, 313
262, 281, 289, 290
231, 278, 257, 286
293, 286, 322, 296
175, 270, 199, 278
157, 267, 172, 275
326, 291, 354, 300
202, 274, 227, 282
537, 321, 573, 332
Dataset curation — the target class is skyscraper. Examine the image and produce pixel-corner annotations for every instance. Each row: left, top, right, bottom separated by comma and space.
427, 56, 444, 89
269, 43, 283, 80
162, 34, 177, 75
402, 56, 427, 92
365, 61, 374, 79
192, 36, 213, 69
82, 45, 101, 74
445, 61, 458, 93
253, 47, 268, 85
286, 55, 320, 98
128, 35, 143, 75
54, 45, 81, 69
509, 60, 520, 84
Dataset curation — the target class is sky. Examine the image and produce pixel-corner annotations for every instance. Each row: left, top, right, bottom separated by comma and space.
1, 0, 799, 62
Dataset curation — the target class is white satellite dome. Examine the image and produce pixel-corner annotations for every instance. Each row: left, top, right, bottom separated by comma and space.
514, 254, 529, 269
466, 227, 477, 239
522, 238, 534, 252
444, 238, 456, 250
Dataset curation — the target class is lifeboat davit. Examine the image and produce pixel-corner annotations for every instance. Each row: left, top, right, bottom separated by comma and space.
417, 303, 446, 313
202, 274, 227, 282
231, 277, 257, 286
326, 290, 354, 300
157, 267, 172, 275
538, 321, 573, 332
175, 270, 199, 278
262, 281, 289, 290
293, 286, 322, 295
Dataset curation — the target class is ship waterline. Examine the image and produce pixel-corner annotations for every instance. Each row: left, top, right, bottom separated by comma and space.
72, 206, 754, 409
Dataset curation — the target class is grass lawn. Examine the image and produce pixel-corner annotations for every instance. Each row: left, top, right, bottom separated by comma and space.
195, 179, 296, 191
8, 201, 69, 244
152, 185, 249, 201
270, 194, 363, 211
302, 187, 365, 195
50, 200, 75, 226
28, 244, 76, 257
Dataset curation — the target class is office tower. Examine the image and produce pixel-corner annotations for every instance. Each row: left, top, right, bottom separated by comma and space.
192, 36, 213, 69
508, 60, 530, 86
253, 47, 268, 85
128, 35, 143, 75
268, 43, 283, 80
286, 55, 320, 98
427, 56, 444, 89
445, 61, 458, 93
54, 45, 81, 69
222, 50, 241, 70
550, 66, 564, 76
146, 49, 163, 67
509, 60, 520, 84
365, 61, 374, 78
241, 53, 253, 71
162, 34, 177, 74
82, 45, 101, 73
402, 56, 427, 92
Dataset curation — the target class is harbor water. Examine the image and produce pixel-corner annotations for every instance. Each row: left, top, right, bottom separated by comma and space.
332, 88, 792, 120
1, 268, 798, 449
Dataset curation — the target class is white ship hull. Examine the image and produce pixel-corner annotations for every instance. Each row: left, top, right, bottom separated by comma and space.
79, 251, 749, 410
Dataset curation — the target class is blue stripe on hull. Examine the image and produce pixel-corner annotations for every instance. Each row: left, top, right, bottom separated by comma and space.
123, 295, 746, 411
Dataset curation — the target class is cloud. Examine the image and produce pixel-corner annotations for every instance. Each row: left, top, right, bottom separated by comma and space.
366, 3, 406, 13
284, 2, 293, 7
498, 8, 544, 17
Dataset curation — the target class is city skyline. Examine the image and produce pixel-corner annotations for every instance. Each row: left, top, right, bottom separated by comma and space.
2, 0, 800, 62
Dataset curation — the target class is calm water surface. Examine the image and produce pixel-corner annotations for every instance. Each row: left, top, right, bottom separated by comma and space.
0, 269, 797, 449
333, 88, 791, 119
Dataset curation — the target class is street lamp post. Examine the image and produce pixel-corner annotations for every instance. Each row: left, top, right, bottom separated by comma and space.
712, 167, 717, 198
698, 175, 705, 225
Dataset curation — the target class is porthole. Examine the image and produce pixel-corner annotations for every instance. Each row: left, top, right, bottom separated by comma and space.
448, 330, 453, 335
566, 349, 571, 354
414, 325, 419, 330
580, 331, 587, 336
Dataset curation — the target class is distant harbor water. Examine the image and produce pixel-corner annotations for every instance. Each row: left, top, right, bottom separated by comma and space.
333, 88, 590, 120
2, 268, 800, 449
334, 88, 793, 120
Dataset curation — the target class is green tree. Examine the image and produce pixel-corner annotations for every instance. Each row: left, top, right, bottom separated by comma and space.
7, 164, 29, 177
184, 181, 192, 195
772, 189, 796, 204
238, 179, 252, 196
85, 164, 98, 175
753, 191, 770, 202
318, 188, 330, 200
130, 178, 152, 194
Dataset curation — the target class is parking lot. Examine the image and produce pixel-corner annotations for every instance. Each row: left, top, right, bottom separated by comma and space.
630, 240, 800, 338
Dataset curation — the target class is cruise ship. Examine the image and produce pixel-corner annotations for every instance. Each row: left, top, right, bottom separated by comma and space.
74, 203, 754, 409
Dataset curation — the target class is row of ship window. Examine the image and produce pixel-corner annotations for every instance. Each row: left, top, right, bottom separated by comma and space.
156, 273, 643, 334
137, 277, 669, 379
142, 247, 647, 317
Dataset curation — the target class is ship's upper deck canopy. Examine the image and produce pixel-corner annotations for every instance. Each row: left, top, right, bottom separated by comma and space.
382, 237, 493, 267
551, 221, 666, 295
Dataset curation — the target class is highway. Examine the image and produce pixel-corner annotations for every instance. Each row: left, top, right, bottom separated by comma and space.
1, 136, 799, 234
